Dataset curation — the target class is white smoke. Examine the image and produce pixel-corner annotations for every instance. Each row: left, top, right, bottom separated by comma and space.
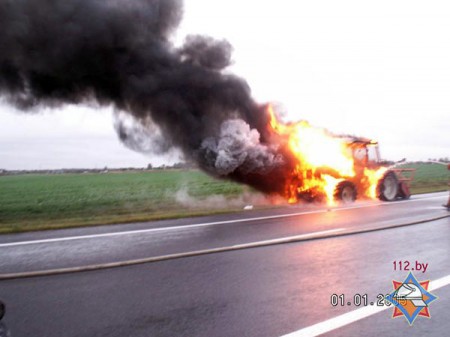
174, 187, 283, 209
114, 111, 173, 155
201, 119, 283, 175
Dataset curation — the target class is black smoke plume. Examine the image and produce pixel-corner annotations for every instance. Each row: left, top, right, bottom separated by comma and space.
0, 0, 291, 194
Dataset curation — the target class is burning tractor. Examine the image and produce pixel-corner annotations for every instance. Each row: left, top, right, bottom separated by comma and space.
329, 137, 415, 203
267, 105, 415, 204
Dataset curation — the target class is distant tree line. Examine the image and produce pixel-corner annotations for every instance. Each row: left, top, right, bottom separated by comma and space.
0, 162, 198, 176
426, 157, 450, 163
2, 159, 449, 176
147, 161, 196, 170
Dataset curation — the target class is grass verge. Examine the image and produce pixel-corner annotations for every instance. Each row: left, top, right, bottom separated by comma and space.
0, 164, 448, 234
0, 170, 250, 234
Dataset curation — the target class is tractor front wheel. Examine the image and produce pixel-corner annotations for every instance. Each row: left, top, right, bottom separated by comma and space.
334, 181, 357, 203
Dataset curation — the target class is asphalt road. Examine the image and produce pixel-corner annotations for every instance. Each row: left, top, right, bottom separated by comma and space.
0, 192, 449, 337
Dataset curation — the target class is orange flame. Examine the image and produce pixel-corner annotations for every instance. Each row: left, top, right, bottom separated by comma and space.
268, 105, 385, 205
364, 167, 387, 199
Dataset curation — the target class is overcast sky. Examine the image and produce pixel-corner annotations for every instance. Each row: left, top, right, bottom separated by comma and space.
1, 0, 449, 170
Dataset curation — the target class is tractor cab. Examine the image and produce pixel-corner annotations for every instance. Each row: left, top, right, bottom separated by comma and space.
345, 137, 381, 168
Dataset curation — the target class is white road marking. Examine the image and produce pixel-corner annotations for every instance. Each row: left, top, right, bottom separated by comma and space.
0, 210, 338, 247
281, 274, 450, 337
0, 194, 446, 248
0, 228, 347, 279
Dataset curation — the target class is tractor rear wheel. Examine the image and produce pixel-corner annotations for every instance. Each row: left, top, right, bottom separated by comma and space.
334, 181, 357, 203
378, 171, 399, 201
397, 181, 411, 199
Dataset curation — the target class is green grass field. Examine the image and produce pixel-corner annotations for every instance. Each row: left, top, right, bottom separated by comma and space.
0, 163, 448, 233
397, 162, 449, 194
0, 170, 247, 233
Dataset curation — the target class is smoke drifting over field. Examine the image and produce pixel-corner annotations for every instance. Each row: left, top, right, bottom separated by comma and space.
0, 0, 290, 194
